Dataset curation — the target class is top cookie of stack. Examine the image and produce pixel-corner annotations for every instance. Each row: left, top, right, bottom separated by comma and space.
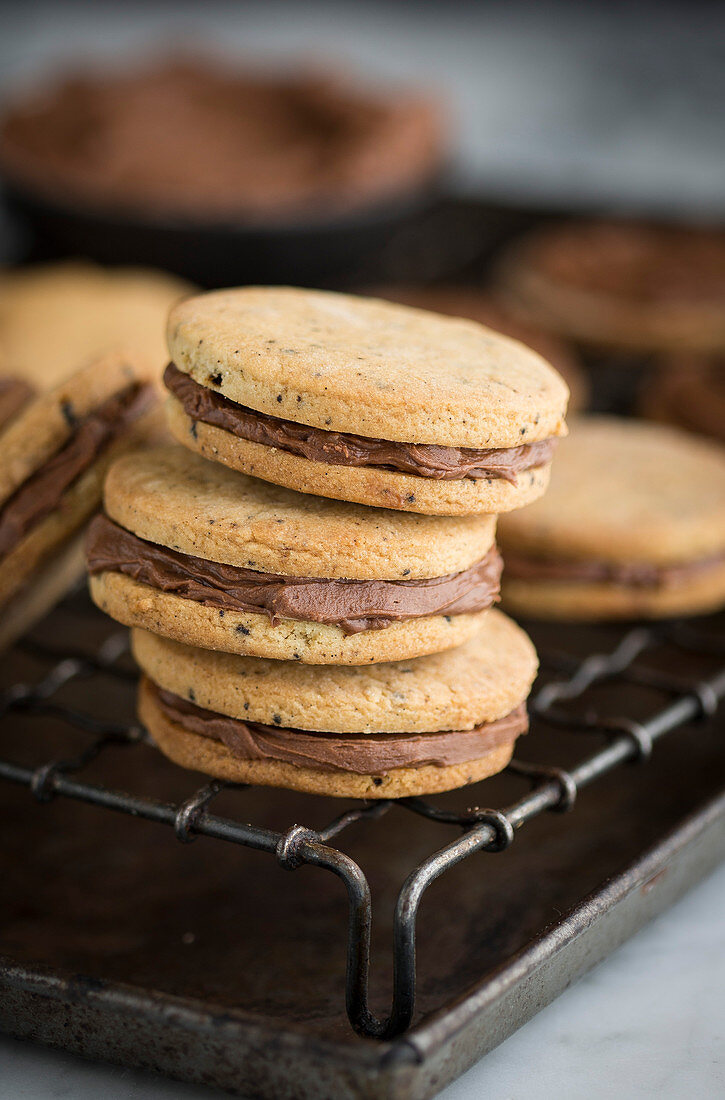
164, 287, 569, 516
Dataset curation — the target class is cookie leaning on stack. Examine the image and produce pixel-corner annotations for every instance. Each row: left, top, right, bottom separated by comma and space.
87, 445, 502, 665
133, 610, 538, 798
164, 287, 569, 515
1, 350, 156, 648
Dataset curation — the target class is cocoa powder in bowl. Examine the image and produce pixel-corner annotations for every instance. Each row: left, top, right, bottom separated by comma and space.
0, 57, 444, 223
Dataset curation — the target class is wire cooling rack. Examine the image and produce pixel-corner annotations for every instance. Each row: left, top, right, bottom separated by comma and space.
1, 610, 724, 1040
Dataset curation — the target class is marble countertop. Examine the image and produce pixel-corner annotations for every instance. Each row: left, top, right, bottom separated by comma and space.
2, 859, 724, 1099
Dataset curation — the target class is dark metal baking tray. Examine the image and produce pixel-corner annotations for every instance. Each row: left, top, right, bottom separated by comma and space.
1, 594, 723, 1098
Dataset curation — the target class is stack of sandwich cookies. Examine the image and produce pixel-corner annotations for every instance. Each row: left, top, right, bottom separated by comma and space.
0, 350, 156, 646
165, 287, 569, 516
87, 445, 502, 664
499, 416, 725, 620
133, 610, 538, 798
82, 284, 561, 796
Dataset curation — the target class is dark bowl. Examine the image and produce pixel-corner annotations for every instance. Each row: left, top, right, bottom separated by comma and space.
2, 177, 443, 289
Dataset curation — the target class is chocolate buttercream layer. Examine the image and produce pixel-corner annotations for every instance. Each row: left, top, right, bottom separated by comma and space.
87, 514, 502, 634
504, 550, 725, 589
0, 383, 155, 559
151, 681, 528, 772
164, 363, 555, 483
0, 377, 35, 431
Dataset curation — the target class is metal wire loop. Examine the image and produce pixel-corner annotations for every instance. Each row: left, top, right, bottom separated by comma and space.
276, 824, 320, 869
602, 717, 653, 761
508, 760, 578, 812
691, 681, 719, 719
173, 781, 226, 843
29, 761, 61, 802
475, 809, 515, 852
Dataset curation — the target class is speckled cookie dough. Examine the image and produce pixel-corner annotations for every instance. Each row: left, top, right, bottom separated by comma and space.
369, 284, 589, 412
131, 611, 538, 733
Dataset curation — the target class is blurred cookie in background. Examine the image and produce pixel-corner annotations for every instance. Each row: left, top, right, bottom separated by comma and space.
370, 284, 588, 411
641, 354, 725, 444
0, 261, 193, 392
494, 221, 725, 356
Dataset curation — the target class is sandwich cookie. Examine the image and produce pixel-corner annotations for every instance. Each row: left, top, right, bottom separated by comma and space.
495, 221, 725, 355
371, 285, 588, 412
87, 445, 502, 664
499, 416, 725, 620
165, 287, 569, 516
0, 350, 156, 618
133, 610, 538, 798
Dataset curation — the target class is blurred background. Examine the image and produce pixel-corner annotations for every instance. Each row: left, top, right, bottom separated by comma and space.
0, 0, 724, 412
2, 0, 725, 218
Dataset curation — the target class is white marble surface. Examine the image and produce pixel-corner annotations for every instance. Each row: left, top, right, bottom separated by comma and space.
2, 859, 724, 1099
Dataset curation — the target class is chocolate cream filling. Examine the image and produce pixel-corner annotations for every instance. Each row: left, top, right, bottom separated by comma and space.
0, 383, 155, 560
0, 376, 35, 431
504, 550, 725, 589
150, 681, 528, 773
87, 514, 502, 634
164, 363, 555, 483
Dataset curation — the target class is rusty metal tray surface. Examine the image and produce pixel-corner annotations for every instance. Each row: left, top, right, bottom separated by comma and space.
0, 593, 724, 1099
